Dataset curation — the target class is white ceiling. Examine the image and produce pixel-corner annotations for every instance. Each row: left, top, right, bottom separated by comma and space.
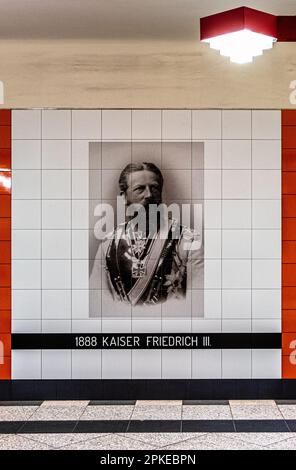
0, 0, 295, 39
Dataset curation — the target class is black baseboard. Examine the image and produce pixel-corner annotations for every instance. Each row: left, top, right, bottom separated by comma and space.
0, 379, 296, 400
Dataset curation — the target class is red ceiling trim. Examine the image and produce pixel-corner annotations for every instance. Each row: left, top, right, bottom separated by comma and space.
277, 16, 296, 42
200, 7, 296, 42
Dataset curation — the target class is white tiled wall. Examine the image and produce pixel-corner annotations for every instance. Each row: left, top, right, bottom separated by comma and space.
11, 109, 281, 380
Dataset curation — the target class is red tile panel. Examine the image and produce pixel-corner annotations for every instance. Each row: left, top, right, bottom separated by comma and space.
0, 127, 11, 149
0, 110, 10, 380
0, 149, 11, 170
0, 110, 11, 126
282, 110, 296, 378
0, 195, 11, 218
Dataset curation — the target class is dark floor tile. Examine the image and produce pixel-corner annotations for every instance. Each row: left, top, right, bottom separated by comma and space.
0, 421, 24, 433
0, 401, 43, 406
183, 400, 229, 406
285, 420, 296, 432
127, 420, 181, 433
88, 400, 136, 406
182, 420, 235, 432
75, 420, 129, 433
19, 420, 77, 433
276, 400, 296, 405
234, 420, 290, 432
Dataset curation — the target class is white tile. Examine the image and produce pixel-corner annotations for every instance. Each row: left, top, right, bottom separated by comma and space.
72, 350, 101, 379
204, 230, 221, 259
72, 290, 90, 319
192, 110, 221, 139
192, 319, 221, 332
12, 230, 41, 259
252, 319, 281, 332
42, 290, 71, 319
222, 170, 251, 199
12, 110, 41, 139
72, 230, 89, 259
102, 110, 131, 139
72, 110, 101, 139
192, 349, 222, 379
42, 350, 71, 379
42, 110, 71, 139
132, 110, 161, 139
12, 260, 41, 289
12, 200, 41, 229
252, 289, 281, 318
162, 110, 191, 140
12, 319, 41, 333
72, 140, 99, 169
222, 290, 251, 318
222, 200, 251, 229
222, 110, 251, 139
203, 289, 221, 318
12, 290, 41, 319
42, 200, 71, 229
131, 318, 162, 332
12, 350, 41, 379
222, 319, 251, 332
12, 170, 41, 199
222, 260, 251, 288
102, 350, 131, 379
252, 170, 281, 199
72, 260, 90, 289
42, 320, 71, 332
161, 318, 192, 332
72, 169, 88, 199
222, 140, 251, 169
72, 200, 89, 229
162, 350, 191, 379
162, 142, 191, 169
42, 140, 71, 169
222, 349, 251, 378
252, 200, 281, 229
252, 230, 281, 259
252, 260, 281, 288
163, 169, 192, 199
252, 140, 281, 169
42, 230, 71, 259
252, 110, 281, 139
12, 140, 41, 169
222, 230, 251, 259
204, 260, 221, 288
101, 318, 131, 333
42, 170, 71, 199
203, 200, 221, 229
252, 349, 281, 378
203, 140, 221, 169
204, 170, 221, 199
132, 350, 161, 379
42, 260, 71, 289
72, 319, 101, 333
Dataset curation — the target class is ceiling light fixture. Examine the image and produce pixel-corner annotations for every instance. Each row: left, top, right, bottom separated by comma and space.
200, 6, 288, 64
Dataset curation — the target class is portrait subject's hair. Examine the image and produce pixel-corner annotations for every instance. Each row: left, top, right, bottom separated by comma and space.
118, 162, 164, 194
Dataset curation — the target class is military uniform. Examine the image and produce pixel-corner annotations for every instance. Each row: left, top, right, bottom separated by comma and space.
90, 218, 203, 306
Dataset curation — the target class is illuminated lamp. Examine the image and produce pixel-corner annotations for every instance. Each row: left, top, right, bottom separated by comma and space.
200, 6, 277, 64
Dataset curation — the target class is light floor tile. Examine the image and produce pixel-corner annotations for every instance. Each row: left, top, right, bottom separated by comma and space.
80, 405, 134, 421
131, 405, 182, 421
161, 433, 263, 450
0, 406, 38, 421
230, 404, 282, 420
277, 405, 296, 420
182, 405, 232, 420
61, 434, 155, 450
0, 435, 54, 450
19, 433, 109, 450
28, 406, 86, 421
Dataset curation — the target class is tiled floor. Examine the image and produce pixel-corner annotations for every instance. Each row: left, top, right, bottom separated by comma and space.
1, 400, 296, 449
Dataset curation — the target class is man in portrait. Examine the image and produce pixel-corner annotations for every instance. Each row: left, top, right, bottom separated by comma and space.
90, 162, 203, 306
